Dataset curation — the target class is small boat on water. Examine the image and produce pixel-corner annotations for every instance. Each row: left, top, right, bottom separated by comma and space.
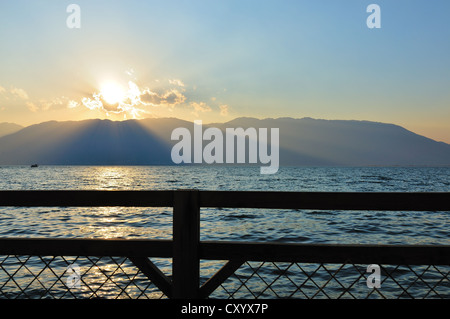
31, 164, 39, 168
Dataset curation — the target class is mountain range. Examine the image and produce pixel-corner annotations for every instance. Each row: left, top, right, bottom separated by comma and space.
0, 117, 449, 166
0, 122, 23, 138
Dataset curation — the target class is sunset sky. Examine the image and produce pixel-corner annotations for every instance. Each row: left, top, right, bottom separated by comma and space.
0, 0, 449, 143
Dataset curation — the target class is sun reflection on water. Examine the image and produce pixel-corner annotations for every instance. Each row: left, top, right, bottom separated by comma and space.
94, 167, 133, 190
78, 206, 172, 240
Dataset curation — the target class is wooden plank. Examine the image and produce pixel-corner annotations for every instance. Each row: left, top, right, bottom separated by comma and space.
200, 241, 450, 265
0, 238, 173, 258
199, 260, 245, 298
199, 191, 450, 211
129, 256, 173, 298
172, 190, 200, 298
0, 190, 449, 211
0, 190, 173, 207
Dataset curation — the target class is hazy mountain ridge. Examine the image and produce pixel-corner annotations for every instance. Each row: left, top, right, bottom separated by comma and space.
0, 122, 23, 138
0, 117, 449, 166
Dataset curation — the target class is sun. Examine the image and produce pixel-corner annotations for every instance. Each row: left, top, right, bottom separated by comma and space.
100, 82, 126, 105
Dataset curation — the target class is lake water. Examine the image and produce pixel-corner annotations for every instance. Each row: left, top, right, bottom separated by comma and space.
0, 165, 449, 299
0, 165, 449, 245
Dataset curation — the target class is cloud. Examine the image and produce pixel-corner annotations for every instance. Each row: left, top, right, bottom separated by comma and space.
69, 76, 248, 120
67, 100, 80, 109
0, 85, 75, 113
169, 79, 185, 87
190, 102, 212, 116
76, 81, 188, 119
10, 87, 29, 100
219, 104, 229, 116
0, 85, 29, 100
23, 96, 72, 112
164, 90, 186, 105
26, 102, 39, 112
141, 88, 186, 106
81, 93, 106, 111
40, 97, 68, 111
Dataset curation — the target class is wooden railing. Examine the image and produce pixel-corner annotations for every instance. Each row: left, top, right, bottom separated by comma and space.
0, 190, 449, 299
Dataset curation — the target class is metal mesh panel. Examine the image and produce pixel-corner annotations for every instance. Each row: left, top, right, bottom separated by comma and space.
210, 261, 450, 299
0, 255, 170, 299
1, 256, 449, 299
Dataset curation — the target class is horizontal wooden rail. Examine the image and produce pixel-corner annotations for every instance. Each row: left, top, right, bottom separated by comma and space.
0, 190, 449, 211
199, 191, 450, 211
0, 238, 173, 258
200, 241, 450, 265
0, 190, 173, 207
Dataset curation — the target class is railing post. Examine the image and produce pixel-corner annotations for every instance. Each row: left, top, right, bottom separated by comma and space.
172, 189, 200, 299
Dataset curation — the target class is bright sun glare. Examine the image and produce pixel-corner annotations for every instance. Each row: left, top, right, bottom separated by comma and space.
100, 82, 126, 105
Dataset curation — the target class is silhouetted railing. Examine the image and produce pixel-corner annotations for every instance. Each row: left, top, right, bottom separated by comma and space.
0, 190, 449, 299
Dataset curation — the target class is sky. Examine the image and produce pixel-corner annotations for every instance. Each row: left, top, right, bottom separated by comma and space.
0, 0, 449, 143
